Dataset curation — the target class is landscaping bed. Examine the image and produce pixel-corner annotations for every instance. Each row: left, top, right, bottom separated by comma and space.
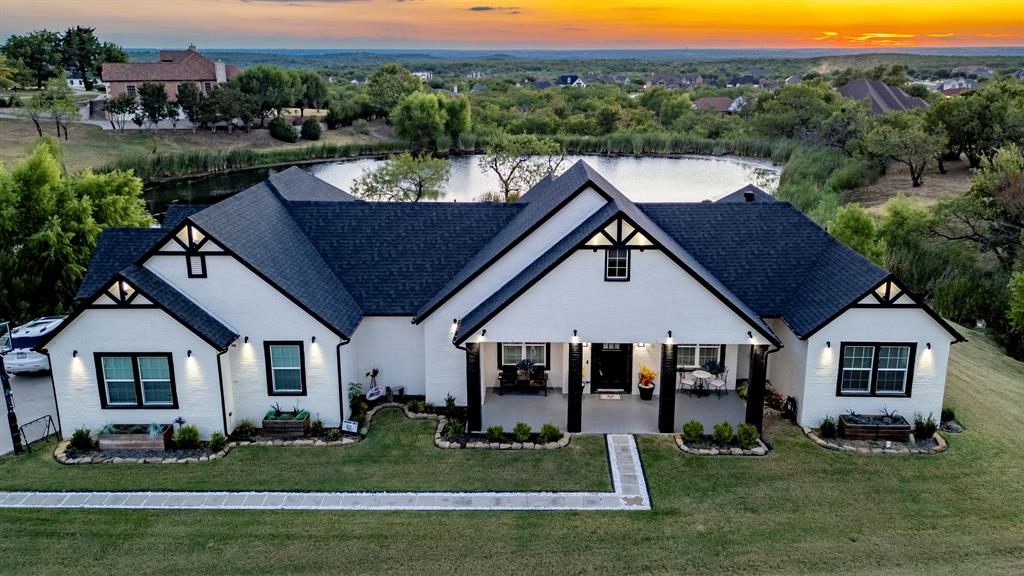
838, 412, 912, 442
674, 419, 768, 456
97, 424, 173, 451
803, 426, 947, 454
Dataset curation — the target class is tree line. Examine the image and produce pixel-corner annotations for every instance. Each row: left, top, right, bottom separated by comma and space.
1, 27, 128, 89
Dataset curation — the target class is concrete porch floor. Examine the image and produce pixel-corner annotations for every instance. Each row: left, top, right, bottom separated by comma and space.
481, 389, 746, 434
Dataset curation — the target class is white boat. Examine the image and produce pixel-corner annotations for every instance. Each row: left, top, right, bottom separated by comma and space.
1, 316, 66, 374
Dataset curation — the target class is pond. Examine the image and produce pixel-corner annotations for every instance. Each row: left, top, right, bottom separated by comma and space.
144, 154, 780, 215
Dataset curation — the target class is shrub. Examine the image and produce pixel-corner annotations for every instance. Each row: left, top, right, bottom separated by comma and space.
682, 420, 704, 442
406, 399, 424, 413
512, 422, 531, 442
819, 415, 837, 438
234, 419, 257, 438
914, 413, 938, 438
309, 419, 325, 436
736, 423, 759, 450
327, 428, 342, 441
485, 425, 505, 442
445, 394, 458, 417
300, 118, 322, 141
269, 116, 298, 143
445, 418, 464, 440
208, 432, 227, 452
539, 423, 561, 444
324, 106, 345, 129
70, 427, 93, 451
353, 118, 369, 134
173, 424, 200, 450
712, 422, 733, 446
941, 406, 956, 423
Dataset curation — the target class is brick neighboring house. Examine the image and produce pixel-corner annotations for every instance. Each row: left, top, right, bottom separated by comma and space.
101, 45, 240, 101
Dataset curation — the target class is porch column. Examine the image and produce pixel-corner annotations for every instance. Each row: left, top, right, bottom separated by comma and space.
745, 344, 769, 433
567, 342, 583, 433
465, 343, 482, 432
658, 343, 677, 433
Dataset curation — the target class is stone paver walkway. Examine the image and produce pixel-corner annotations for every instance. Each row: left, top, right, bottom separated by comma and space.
0, 435, 649, 511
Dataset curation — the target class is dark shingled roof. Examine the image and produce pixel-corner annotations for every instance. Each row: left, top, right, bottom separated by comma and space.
839, 78, 929, 115
120, 266, 238, 349
266, 167, 359, 202
162, 204, 208, 229
716, 184, 775, 204
77, 228, 168, 299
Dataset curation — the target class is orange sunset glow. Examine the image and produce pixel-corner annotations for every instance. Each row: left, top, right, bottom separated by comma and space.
2, 0, 1022, 49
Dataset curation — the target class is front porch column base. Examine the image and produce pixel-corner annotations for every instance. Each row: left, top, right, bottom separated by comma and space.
658, 343, 677, 433
567, 343, 583, 433
746, 344, 769, 433
465, 343, 482, 432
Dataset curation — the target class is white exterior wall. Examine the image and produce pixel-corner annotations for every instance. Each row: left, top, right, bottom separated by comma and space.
46, 308, 225, 437
145, 254, 344, 427
765, 318, 808, 419
482, 342, 566, 393
800, 308, 953, 427
351, 316, 424, 395
422, 188, 608, 405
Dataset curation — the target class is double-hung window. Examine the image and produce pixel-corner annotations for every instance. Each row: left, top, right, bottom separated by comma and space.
96, 353, 177, 408
837, 343, 915, 397
605, 248, 630, 281
265, 341, 306, 395
676, 344, 723, 369
500, 343, 548, 367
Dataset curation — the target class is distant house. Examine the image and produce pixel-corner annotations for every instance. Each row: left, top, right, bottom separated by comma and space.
66, 74, 93, 90
645, 73, 703, 90
412, 71, 433, 81
784, 74, 802, 85
953, 64, 994, 79
693, 96, 735, 113
759, 80, 780, 91
1011, 69, 1024, 80
727, 75, 759, 87
937, 77, 979, 91
556, 74, 587, 88
528, 79, 554, 90
101, 44, 240, 101
838, 78, 929, 115
940, 88, 970, 97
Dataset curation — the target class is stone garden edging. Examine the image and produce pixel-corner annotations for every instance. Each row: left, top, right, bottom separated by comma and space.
673, 433, 769, 456
802, 426, 948, 454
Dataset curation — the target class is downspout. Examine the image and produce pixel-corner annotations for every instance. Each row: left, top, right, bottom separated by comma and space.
42, 350, 63, 440
216, 348, 229, 436
759, 344, 783, 450
336, 337, 352, 421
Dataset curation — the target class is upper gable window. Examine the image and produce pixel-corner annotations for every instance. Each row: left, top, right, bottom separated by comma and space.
175, 224, 208, 278
587, 217, 648, 282
605, 248, 630, 281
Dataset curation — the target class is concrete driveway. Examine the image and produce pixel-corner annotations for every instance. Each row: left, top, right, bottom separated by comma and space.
1, 373, 59, 455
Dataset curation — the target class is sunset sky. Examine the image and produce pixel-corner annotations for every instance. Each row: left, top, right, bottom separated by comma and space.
2, 0, 1022, 49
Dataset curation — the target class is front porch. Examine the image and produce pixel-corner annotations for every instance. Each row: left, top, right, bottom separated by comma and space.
482, 389, 746, 434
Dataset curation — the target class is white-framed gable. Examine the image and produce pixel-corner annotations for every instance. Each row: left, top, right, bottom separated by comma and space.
830, 277, 963, 343
94, 278, 153, 307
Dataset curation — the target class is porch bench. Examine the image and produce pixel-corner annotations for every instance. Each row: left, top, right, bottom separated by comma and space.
497, 366, 549, 396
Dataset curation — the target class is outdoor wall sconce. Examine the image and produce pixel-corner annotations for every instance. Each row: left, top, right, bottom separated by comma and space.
571, 329, 579, 344
826, 341, 831, 348
187, 350, 192, 357
667, 330, 672, 339
72, 350, 78, 358
244, 336, 249, 344
747, 331, 754, 341
311, 336, 317, 344
636, 343, 646, 348
481, 329, 487, 337
926, 342, 931, 350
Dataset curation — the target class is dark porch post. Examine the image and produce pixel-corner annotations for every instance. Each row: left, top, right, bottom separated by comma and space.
658, 343, 677, 433
567, 342, 583, 433
745, 344, 769, 433
465, 343, 482, 432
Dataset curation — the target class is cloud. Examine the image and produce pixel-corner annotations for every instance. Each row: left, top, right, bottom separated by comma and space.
811, 31, 838, 40
927, 32, 955, 38
468, 5, 520, 12
976, 32, 1024, 39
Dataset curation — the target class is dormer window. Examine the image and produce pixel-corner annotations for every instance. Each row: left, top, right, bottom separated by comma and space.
605, 248, 630, 281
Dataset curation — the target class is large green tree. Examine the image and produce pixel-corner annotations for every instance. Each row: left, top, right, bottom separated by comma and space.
235, 65, 300, 126
390, 92, 448, 151
137, 82, 169, 132
444, 96, 472, 144
60, 26, 102, 90
0, 55, 17, 89
0, 140, 152, 323
860, 111, 947, 187
351, 153, 451, 202
175, 82, 204, 131
102, 92, 137, 132
1, 30, 62, 88
295, 70, 328, 116
365, 63, 421, 117
478, 134, 566, 202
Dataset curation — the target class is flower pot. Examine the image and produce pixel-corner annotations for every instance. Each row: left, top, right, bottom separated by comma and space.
638, 384, 655, 400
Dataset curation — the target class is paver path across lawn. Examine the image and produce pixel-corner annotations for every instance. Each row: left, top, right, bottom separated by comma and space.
0, 435, 649, 511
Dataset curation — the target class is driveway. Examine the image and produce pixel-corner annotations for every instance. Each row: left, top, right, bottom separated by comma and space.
1, 373, 58, 455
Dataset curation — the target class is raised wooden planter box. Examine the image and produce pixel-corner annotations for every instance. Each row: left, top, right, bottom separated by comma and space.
98, 424, 173, 451
839, 415, 911, 442
262, 414, 310, 438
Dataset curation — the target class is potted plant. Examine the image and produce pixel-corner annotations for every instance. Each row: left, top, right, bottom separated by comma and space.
515, 359, 535, 381
638, 365, 656, 400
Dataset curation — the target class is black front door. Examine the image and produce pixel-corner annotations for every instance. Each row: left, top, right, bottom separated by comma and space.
591, 343, 632, 393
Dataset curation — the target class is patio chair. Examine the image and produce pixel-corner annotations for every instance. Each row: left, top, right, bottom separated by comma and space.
711, 369, 729, 397
529, 365, 549, 396
678, 368, 695, 396
498, 366, 517, 396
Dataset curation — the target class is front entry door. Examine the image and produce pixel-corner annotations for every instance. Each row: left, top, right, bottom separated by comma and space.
591, 343, 633, 393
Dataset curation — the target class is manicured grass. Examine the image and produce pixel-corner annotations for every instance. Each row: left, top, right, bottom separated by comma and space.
1, 325, 1022, 574
0, 408, 610, 492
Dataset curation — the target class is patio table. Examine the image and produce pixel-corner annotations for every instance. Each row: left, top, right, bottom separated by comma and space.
692, 370, 712, 392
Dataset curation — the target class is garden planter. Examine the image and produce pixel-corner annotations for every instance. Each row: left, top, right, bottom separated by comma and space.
838, 414, 911, 442
262, 413, 311, 438
638, 384, 655, 401
98, 424, 173, 451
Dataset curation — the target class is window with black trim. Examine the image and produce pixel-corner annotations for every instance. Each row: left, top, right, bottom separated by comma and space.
264, 341, 306, 395
676, 344, 723, 369
605, 248, 630, 281
837, 343, 915, 397
176, 224, 209, 278
126, 84, 136, 95
499, 342, 549, 367
95, 353, 177, 408
187, 254, 207, 278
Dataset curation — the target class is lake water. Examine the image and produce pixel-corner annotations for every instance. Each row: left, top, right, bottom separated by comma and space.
145, 155, 779, 215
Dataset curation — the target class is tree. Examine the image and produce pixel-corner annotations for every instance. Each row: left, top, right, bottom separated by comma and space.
50, 99, 79, 141
860, 111, 947, 187
137, 82, 169, 132
365, 63, 421, 117
0, 140, 152, 323
350, 153, 451, 202
827, 204, 884, 264
391, 92, 447, 151
175, 82, 204, 131
444, 96, 472, 145
1, 30, 62, 88
295, 70, 328, 116
16, 94, 50, 136
103, 92, 137, 131
0, 55, 17, 89
752, 82, 844, 139
95, 41, 129, 77
60, 26, 101, 90
1009, 272, 1024, 336
203, 82, 256, 133
927, 95, 994, 169
478, 134, 566, 202
807, 100, 870, 157
165, 100, 181, 132
235, 65, 300, 126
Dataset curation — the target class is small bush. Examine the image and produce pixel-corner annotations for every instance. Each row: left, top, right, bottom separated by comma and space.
682, 420, 704, 442
445, 418, 464, 440
70, 427, 93, 451
327, 428, 342, 441
539, 423, 561, 444
173, 424, 200, 450
309, 419, 325, 436
819, 415, 837, 438
406, 399, 424, 413
445, 394, 458, 417
736, 423, 759, 449
324, 106, 345, 129
300, 118, 322, 141
914, 413, 938, 438
269, 116, 299, 143
485, 425, 505, 442
712, 422, 733, 446
353, 118, 369, 134
234, 419, 257, 438
941, 406, 956, 423
512, 422, 532, 442
208, 432, 227, 452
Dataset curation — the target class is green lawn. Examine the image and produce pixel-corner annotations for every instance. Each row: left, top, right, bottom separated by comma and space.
0, 409, 611, 493
1, 325, 1023, 575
